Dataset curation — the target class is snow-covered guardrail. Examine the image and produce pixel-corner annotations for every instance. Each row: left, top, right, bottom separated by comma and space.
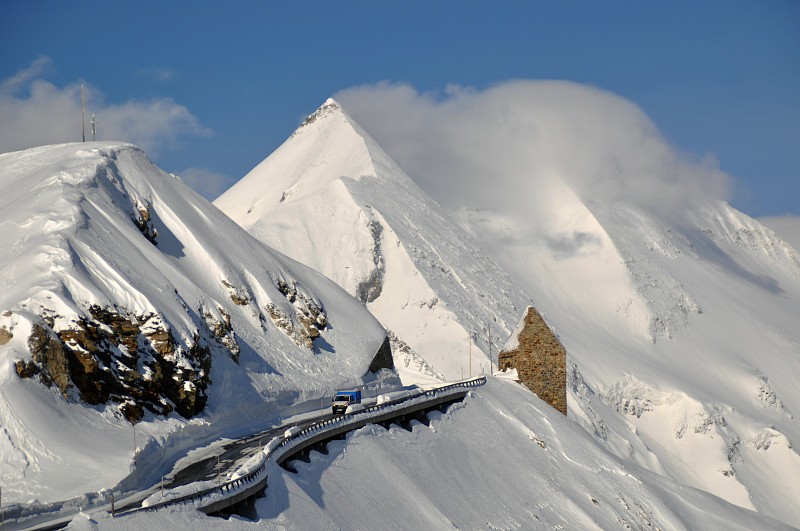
120, 376, 486, 517
273, 376, 486, 458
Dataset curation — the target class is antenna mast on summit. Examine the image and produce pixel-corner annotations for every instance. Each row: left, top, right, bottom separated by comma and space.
81, 83, 86, 142
91, 113, 96, 141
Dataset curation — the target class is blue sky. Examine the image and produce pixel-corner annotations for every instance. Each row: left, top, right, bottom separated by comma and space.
2, 1, 798, 216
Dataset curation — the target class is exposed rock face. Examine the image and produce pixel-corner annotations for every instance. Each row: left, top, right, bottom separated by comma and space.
133, 201, 158, 245
15, 359, 40, 378
355, 212, 385, 304
27, 323, 72, 396
498, 306, 567, 415
202, 306, 240, 363
0, 325, 12, 345
222, 279, 250, 306
266, 278, 328, 349
20, 306, 211, 421
293, 98, 339, 134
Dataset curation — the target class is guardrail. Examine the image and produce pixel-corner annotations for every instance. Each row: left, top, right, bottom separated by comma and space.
119, 376, 486, 517
278, 376, 486, 449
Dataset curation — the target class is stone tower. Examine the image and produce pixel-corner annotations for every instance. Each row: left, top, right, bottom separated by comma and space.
498, 306, 567, 415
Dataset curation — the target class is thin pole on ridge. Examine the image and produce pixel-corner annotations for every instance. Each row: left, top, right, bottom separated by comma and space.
81, 83, 85, 142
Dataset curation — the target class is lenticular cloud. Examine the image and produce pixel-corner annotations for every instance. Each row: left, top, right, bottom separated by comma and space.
335, 80, 732, 221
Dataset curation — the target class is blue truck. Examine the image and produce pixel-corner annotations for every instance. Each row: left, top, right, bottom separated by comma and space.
331, 389, 362, 414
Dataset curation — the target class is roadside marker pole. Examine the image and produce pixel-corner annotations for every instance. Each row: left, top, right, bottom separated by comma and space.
468, 331, 472, 378
487, 322, 493, 375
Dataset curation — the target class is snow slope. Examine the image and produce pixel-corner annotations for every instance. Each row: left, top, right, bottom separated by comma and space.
0, 143, 386, 506
65, 379, 792, 530
460, 194, 800, 526
216, 100, 528, 382
217, 99, 800, 527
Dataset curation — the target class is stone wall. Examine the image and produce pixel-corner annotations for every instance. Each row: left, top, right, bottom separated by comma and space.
498, 306, 567, 415
368, 335, 394, 373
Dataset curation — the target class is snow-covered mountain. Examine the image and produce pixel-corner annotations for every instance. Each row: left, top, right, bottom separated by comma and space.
4, 100, 797, 529
217, 100, 800, 527
215, 99, 528, 382
459, 189, 800, 526
0, 142, 387, 505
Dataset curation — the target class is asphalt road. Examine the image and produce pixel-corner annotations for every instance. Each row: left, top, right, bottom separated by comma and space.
166, 412, 338, 488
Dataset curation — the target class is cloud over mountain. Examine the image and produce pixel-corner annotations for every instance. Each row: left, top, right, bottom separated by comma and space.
335, 80, 732, 223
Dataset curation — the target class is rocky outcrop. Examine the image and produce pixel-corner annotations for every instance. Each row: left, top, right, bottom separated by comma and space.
498, 306, 567, 415
0, 325, 12, 345
266, 278, 328, 349
293, 99, 339, 135
355, 212, 385, 304
20, 306, 211, 422
202, 306, 240, 363
26, 323, 72, 396
221, 279, 250, 306
133, 200, 158, 245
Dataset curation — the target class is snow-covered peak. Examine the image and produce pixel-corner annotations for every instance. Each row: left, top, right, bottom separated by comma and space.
295, 97, 343, 129
217, 102, 530, 382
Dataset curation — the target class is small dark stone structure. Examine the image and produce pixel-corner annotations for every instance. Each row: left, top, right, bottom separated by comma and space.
498, 306, 567, 415
368, 335, 394, 373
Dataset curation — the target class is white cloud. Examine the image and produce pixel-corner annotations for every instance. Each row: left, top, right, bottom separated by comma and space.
0, 57, 210, 156
335, 80, 732, 223
176, 167, 235, 201
0, 55, 53, 94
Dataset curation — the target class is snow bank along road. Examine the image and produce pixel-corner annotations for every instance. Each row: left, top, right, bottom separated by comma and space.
10, 377, 486, 530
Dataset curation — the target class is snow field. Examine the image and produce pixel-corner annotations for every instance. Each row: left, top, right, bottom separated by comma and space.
63, 379, 793, 530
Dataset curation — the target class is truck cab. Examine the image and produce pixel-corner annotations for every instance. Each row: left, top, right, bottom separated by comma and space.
331, 389, 362, 414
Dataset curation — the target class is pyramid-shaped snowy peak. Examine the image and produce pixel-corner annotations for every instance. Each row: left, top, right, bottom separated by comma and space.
216, 100, 531, 382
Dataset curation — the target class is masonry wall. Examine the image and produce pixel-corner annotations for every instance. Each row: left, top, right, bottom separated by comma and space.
368, 335, 394, 373
498, 307, 567, 415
